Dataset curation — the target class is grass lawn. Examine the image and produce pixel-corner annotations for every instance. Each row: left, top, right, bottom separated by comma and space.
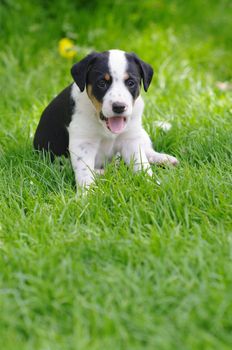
0, 0, 232, 349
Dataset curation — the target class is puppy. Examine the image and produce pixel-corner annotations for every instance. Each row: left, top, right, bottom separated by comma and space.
34, 49, 178, 189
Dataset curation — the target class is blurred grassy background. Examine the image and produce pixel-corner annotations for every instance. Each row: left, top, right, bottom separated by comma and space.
0, 1, 232, 350
0, 0, 231, 151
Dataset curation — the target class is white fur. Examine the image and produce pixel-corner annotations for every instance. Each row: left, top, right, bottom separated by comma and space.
68, 50, 178, 189
102, 50, 133, 118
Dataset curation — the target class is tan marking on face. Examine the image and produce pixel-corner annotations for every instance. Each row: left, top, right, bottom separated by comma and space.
104, 73, 110, 81
87, 84, 102, 113
124, 72, 129, 80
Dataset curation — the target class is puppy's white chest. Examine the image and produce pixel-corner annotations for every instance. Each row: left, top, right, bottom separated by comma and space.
95, 138, 116, 168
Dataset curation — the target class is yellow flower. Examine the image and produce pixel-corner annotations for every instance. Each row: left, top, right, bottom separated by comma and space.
58, 38, 77, 59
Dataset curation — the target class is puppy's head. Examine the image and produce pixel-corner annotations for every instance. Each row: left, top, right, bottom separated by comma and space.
71, 50, 153, 135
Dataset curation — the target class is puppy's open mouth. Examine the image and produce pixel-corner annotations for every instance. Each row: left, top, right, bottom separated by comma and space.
100, 112, 127, 134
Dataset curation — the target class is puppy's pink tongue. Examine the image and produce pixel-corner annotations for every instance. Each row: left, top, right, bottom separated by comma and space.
107, 117, 125, 133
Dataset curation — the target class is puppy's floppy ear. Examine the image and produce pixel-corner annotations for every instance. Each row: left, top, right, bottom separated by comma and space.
71, 52, 98, 92
131, 53, 154, 92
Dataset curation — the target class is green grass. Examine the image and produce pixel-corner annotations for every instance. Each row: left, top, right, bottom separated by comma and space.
0, 0, 232, 349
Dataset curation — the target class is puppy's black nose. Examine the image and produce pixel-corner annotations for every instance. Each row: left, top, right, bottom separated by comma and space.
112, 102, 127, 114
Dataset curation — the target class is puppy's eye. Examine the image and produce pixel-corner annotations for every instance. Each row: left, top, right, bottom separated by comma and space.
126, 79, 135, 88
97, 79, 107, 88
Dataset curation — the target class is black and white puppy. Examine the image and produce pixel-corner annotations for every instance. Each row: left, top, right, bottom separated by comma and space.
34, 49, 178, 189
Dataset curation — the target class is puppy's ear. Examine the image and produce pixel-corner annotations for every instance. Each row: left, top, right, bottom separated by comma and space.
71, 52, 98, 92
131, 53, 153, 92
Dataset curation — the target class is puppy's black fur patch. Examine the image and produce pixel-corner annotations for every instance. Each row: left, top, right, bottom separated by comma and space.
126, 53, 153, 92
125, 63, 141, 100
71, 51, 110, 100
33, 85, 74, 158
87, 52, 111, 102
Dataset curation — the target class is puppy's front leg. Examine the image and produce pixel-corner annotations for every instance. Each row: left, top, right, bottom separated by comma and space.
69, 140, 99, 188
121, 140, 153, 176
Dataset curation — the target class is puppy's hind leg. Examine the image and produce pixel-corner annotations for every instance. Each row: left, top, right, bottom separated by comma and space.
95, 168, 105, 175
145, 148, 179, 166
